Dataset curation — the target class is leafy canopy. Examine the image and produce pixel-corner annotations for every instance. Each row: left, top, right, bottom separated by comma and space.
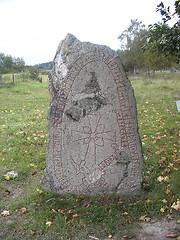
147, 0, 180, 63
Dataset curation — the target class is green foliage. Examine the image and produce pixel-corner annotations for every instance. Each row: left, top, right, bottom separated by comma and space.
144, 49, 176, 71
34, 61, 53, 71
147, 0, 180, 64
118, 19, 148, 73
28, 66, 41, 81
118, 1, 180, 72
0, 53, 25, 73
14, 57, 25, 72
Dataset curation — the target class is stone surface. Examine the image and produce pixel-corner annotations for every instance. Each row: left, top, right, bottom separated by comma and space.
4, 171, 18, 178
176, 100, 180, 112
41, 34, 143, 195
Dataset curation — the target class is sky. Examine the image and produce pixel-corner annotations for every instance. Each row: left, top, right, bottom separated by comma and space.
0, 0, 175, 65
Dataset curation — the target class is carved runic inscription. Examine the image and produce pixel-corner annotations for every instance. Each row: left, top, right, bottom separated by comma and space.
69, 114, 117, 187
41, 34, 143, 195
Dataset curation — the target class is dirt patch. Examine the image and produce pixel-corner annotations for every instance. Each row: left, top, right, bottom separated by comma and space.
135, 218, 180, 240
102, 217, 180, 240
0, 186, 23, 201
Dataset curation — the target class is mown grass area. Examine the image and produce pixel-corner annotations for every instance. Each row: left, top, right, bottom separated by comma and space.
0, 74, 179, 240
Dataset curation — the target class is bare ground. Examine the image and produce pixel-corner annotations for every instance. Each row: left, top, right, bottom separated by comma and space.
134, 218, 180, 240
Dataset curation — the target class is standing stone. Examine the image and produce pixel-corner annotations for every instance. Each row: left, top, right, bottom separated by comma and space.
41, 34, 143, 195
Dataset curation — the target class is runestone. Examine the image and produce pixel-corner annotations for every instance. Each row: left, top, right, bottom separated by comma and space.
41, 34, 143, 195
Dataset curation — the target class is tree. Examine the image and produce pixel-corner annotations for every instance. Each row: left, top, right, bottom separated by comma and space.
14, 57, 25, 71
0, 53, 26, 73
0, 53, 5, 68
4, 55, 13, 69
28, 66, 40, 81
147, 0, 180, 64
144, 50, 176, 76
118, 19, 148, 74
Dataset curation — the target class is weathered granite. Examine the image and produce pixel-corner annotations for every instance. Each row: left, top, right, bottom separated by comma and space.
41, 33, 143, 195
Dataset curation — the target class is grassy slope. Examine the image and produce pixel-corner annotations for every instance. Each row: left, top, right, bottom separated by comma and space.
0, 75, 179, 239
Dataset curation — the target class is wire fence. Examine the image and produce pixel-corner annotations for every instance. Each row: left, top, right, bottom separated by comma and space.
0, 73, 47, 88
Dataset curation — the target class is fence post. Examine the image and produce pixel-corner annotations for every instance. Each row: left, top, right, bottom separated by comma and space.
0, 75, 2, 87
12, 73, 15, 84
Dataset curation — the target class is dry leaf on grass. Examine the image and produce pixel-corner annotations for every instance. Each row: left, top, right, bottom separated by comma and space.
1, 210, 10, 216
46, 221, 52, 227
30, 230, 36, 236
171, 201, 180, 211
139, 215, 151, 222
19, 208, 27, 214
164, 233, 178, 238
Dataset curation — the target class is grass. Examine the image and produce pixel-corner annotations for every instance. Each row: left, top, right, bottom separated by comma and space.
0, 73, 180, 239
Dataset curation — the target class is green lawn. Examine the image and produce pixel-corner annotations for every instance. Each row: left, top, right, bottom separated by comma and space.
0, 74, 179, 239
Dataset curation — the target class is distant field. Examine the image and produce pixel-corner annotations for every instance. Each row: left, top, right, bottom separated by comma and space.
0, 74, 179, 239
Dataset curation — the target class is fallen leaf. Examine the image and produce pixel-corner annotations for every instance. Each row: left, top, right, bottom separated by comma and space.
29, 163, 37, 167
156, 151, 161, 155
83, 203, 90, 208
169, 209, 173, 214
166, 189, 171, 194
51, 209, 57, 213
30, 230, 36, 236
39, 230, 43, 235
160, 207, 166, 213
164, 176, 170, 183
67, 210, 73, 214
146, 199, 152, 203
89, 236, 99, 240
122, 212, 128, 215
171, 201, 180, 211
157, 176, 164, 182
164, 233, 178, 238
108, 234, 113, 238
162, 199, 168, 203
19, 208, 27, 214
1, 210, 10, 216
46, 221, 52, 227
72, 213, 80, 218
139, 215, 151, 222
122, 235, 131, 239
58, 209, 65, 215
166, 214, 173, 220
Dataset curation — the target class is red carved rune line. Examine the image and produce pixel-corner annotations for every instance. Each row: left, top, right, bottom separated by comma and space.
71, 114, 116, 171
